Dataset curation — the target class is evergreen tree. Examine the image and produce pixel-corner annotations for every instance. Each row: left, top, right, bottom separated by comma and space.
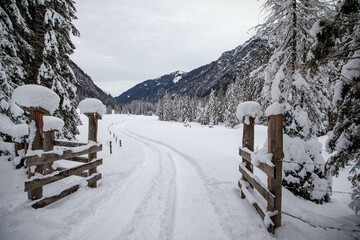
312, 0, 360, 210
0, 1, 29, 155
27, 0, 80, 139
0, 0, 81, 146
256, 0, 332, 203
224, 82, 239, 128
206, 89, 217, 126
215, 88, 225, 124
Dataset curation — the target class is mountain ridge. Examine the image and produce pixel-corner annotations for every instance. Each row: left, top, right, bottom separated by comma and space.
115, 36, 274, 104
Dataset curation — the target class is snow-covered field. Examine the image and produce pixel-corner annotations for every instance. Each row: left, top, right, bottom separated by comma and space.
0, 114, 359, 240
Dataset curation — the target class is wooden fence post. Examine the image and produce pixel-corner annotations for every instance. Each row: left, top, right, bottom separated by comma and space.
241, 116, 255, 199
267, 114, 283, 233
43, 130, 55, 174
110, 141, 112, 154
87, 113, 100, 188
27, 108, 49, 200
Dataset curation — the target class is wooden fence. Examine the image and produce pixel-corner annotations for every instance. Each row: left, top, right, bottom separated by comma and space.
24, 107, 103, 209
238, 113, 283, 234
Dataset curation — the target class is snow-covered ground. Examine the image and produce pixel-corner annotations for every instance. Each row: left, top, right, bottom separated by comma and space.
0, 114, 359, 240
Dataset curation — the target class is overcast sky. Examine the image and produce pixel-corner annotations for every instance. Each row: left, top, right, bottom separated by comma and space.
70, 0, 265, 97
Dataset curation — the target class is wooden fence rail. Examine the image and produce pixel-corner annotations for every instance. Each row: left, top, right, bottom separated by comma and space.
23, 105, 103, 208
238, 113, 283, 234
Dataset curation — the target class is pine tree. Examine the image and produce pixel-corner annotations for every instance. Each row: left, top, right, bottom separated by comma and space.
215, 88, 225, 124
256, 0, 332, 203
206, 89, 217, 126
0, 1, 31, 155
224, 82, 239, 128
311, 0, 360, 210
26, 0, 81, 139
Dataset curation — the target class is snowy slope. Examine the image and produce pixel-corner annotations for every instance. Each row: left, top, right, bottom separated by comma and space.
115, 37, 274, 104
0, 114, 359, 240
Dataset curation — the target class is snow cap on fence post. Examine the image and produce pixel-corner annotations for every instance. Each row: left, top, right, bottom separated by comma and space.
236, 101, 261, 124
43, 116, 64, 132
78, 98, 106, 119
12, 84, 60, 115
265, 102, 284, 117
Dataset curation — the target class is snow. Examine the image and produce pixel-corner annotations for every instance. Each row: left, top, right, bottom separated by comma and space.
236, 101, 261, 124
265, 102, 284, 117
0, 114, 359, 240
78, 98, 106, 117
0, 114, 28, 141
341, 51, 360, 80
43, 116, 64, 132
11, 84, 60, 114
173, 75, 182, 83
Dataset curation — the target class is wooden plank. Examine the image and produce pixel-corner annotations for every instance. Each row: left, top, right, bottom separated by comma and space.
267, 114, 283, 231
25, 159, 103, 192
238, 180, 275, 233
241, 116, 254, 199
87, 114, 98, 188
26, 144, 102, 166
31, 173, 102, 209
54, 140, 87, 147
239, 164, 275, 209
66, 157, 90, 163
239, 148, 276, 179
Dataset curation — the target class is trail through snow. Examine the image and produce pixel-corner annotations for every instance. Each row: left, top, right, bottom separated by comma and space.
1, 114, 359, 240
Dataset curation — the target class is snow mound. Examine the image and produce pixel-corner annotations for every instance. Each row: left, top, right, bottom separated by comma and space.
12, 85, 60, 114
43, 116, 64, 132
236, 101, 261, 124
78, 98, 106, 117
265, 102, 284, 117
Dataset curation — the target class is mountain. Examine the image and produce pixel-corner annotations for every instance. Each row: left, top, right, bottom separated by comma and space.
70, 61, 122, 113
115, 36, 274, 104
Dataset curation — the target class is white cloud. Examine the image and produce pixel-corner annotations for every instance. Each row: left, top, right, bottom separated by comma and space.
71, 0, 265, 96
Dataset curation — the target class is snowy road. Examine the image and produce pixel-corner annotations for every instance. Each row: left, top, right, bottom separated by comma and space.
1, 114, 358, 240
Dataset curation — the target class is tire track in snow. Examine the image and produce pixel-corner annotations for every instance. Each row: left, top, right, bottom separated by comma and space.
62, 121, 165, 240
122, 123, 230, 240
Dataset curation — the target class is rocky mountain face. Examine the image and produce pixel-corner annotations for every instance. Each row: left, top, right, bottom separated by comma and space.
70, 61, 122, 113
115, 37, 274, 104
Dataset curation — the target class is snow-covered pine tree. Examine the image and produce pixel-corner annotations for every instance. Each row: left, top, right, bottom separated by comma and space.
224, 82, 239, 128
311, 0, 360, 210
215, 88, 225, 125
182, 96, 193, 123
206, 89, 217, 126
26, 0, 80, 139
162, 93, 174, 121
0, 1, 32, 155
156, 97, 165, 121
256, 0, 332, 203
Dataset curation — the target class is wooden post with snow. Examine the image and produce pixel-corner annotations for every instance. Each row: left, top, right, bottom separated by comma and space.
78, 98, 106, 188
43, 116, 64, 174
266, 104, 284, 233
236, 101, 283, 234
240, 116, 254, 198
12, 85, 60, 200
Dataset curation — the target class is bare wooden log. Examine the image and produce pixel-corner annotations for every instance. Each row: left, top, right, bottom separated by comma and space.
239, 148, 276, 179
25, 159, 103, 192
267, 114, 283, 232
239, 164, 275, 209
31, 173, 102, 209
241, 116, 254, 199
26, 144, 102, 166
55, 167, 89, 178
54, 140, 87, 147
